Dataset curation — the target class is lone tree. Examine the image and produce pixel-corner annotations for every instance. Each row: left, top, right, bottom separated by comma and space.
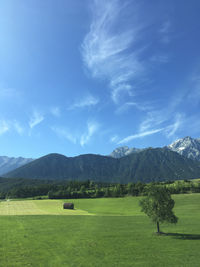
139, 186, 178, 233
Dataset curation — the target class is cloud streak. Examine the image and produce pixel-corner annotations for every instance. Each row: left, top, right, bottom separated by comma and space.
13, 121, 24, 135
0, 119, 24, 136
80, 122, 99, 147
29, 111, 44, 129
0, 120, 10, 135
116, 101, 152, 114
68, 95, 99, 110
51, 127, 77, 144
165, 114, 183, 138
159, 20, 171, 44
116, 107, 184, 145
82, 0, 143, 103
52, 121, 100, 147
50, 107, 61, 117
110, 135, 119, 143
117, 128, 163, 144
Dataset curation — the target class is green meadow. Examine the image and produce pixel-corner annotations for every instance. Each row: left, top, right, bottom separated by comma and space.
0, 194, 200, 266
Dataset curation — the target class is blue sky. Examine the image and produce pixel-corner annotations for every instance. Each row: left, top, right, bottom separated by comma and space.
0, 0, 200, 158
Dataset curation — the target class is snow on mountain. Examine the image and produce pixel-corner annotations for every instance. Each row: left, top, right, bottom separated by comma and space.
110, 136, 200, 160
167, 136, 200, 161
109, 146, 143, 158
0, 156, 34, 175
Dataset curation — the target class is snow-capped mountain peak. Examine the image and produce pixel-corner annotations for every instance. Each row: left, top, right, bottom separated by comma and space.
167, 136, 200, 161
109, 146, 143, 158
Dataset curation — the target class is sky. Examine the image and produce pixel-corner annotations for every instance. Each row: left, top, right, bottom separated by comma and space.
0, 0, 200, 158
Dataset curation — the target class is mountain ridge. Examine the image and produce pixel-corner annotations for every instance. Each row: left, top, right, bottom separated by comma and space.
0, 156, 34, 176
4, 148, 200, 183
109, 136, 200, 161
167, 136, 200, 161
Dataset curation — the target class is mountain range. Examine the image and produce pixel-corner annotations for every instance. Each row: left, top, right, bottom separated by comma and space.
109, 136, 200, 160
1, 136, 200, 183
0, 156, 33, 176
3, 147, 200, 183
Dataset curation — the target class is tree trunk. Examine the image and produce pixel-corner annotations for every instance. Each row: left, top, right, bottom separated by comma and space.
156, 221, 160, 233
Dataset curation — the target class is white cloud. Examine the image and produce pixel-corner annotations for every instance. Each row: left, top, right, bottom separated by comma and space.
165, 114, 183, 138
159, 21, 171, 34
82, 0, 144, 103
150, 54, 169, 64
139, 112, 166, 133
80, 122, 99, 147
118, 128, 163, 144
69, 95, 99, 110
111, 83, 133, 104
52, 121, 99, 146
159, 20, 171, 44
0, 120, 10, 135
116, 101, 152, 114
50, 107, 61, 117
0, 119, 25, 136
13, 121, 24, 135
116, 107, 183, 145
110, 135, 119, 143
29, 111, 44, 129
51, 127, 77, 144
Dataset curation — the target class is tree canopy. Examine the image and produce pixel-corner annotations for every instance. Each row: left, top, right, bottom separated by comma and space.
139, 186, 178, 233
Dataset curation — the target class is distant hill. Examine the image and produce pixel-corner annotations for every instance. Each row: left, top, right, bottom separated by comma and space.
168, 136, 200, 161
0, 156, 34, 175
4, 149, 200, 183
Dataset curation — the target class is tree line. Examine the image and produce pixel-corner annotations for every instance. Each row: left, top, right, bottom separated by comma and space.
1, 179, 200, 199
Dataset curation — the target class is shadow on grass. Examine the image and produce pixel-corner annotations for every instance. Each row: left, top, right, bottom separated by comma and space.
163, 233, 200, 240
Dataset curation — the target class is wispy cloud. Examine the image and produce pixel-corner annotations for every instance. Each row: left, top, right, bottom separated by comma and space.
160, 21, 171, 34
51, 127, 77, 144
165, 114, 183, 138
159, 20, 171, 44
110, 135, 119, 143
116, 101, 152, 114
0, 119, 25, 136
13, 121, 24, 135
116, 108, 183, 145
80, 121, 99, 147
139, 112, 166, 133
150, 54, 169, 64
29, 111, 44, 129
0, 120, 10, 135
68, 95, 99, 110
82, 0, 144, 103
117, 128, 163, 144
52, 121, 100, 147
50, 107, 61, 117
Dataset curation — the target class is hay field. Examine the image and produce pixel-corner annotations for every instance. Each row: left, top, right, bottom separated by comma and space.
0, 199, 92, 215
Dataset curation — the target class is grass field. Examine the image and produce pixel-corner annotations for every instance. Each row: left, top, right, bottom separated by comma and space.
0, 194, 200, 266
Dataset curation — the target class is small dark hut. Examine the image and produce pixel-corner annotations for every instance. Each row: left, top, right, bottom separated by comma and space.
63, 203, 74, 209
